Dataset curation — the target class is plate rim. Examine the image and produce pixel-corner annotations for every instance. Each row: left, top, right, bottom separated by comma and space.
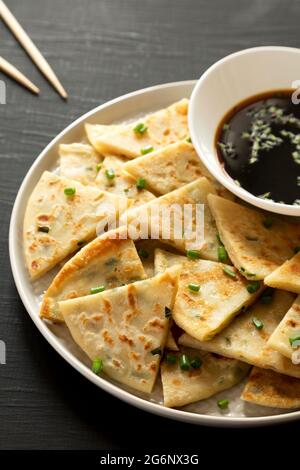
9, 79, 300, 427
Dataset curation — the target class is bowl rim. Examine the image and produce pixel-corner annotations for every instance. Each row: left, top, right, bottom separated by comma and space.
189, 45, 300, 216
9, 79, 300, 427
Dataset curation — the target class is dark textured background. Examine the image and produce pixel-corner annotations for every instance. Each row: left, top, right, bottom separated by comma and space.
1, 0, 300, 451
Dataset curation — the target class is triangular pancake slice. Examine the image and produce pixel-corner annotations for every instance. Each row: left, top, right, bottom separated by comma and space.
23, 171, 129, 279
40, 227, 147, 322
87, 99, 189, 158
208, 194, 298, 280
265, 251, 300, 293
161, 347, 250, 408
123, 141, 212, 195
241, 367, 300, 409
96, 155, 155, 207
85, 123, 121, 152
179, 290, 300, 378
60, 268, 179, 393
267, 295, 300, 361
59, 143, 102, 186
173, 259, 263, 341
125, 177, 220, 260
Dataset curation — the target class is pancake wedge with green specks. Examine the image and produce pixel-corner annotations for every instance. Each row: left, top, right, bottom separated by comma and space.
88, 99, 189, 159
59, 143, 102, 186
123, 141, 212, 195
173, 259, 263, 341
267, 295, 300, 361
207, 194, 299, 280
85, 123, 121, 153
125, 177, 220, 260
241, 367, 300, 409
40, 227, 147, 322
23, 171, 129, 280
59, 268, 179, 393
96, 155, 155, 207
265, 252, 300, 293
154, 248, 186, 274
161, 347, 250, 408
179, 290, 300, 378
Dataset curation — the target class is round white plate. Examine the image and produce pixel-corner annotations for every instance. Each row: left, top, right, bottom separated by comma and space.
9, 80, 300, 427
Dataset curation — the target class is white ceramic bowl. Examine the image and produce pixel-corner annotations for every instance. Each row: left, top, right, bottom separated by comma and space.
189, 46, 300, 216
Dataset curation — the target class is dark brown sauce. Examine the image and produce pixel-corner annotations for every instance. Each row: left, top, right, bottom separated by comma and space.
215, 89, 300, 205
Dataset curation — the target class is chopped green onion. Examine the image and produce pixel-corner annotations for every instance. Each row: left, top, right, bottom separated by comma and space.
38, 226, 49, 233
165, 354, 177, 365
138, 247, 149, 259
136, 177, 146, 190
217, 399, 229, 410
260, 287, 274, 304
190, 356, 202, 369
187, 250, 201, 260
96, 163, 102, 172
188, 283, 200, 292
92, 357, 103, 375
252, 317, 264, 329
133, 122, 148, 135
105, 168, 115, 180
64, 187, 76, 196
247, 281, 260, 293
218, 245, 228, 262
186, 136, 192, 143
151, 347, 162, 356
262, 217, 273, 229
216, 233, 223, 245
165, 306, 172, 318
223, 266, 237, 279
294, 246, 300, 254
289, 336, 300, 349
179, 354, 191, 371
141, 145, 154, 155
90, 285, 105, 295
239, 266, 256, 277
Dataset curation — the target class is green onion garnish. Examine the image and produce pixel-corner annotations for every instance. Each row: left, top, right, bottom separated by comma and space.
223, 266, 237, 279
247, 281, 260, 293
92, 357, 103, 375
239, 266, 256, 277
90, 285, 105, 295
151, 347, 162, 356
260, 287, 274, 304
105, 168, 115, 180
64, 187, 76, 196
188, 283, 200, 292
133, 122, 148, 135
217, 399, 229, 410
136, 178, 146, 190
38, 226, 49, 233
165, 354, 177, 365
179, 354, 191, 371
218, 245, 228, 262
262, 217, 273, 229
289, 336, 300, 349
141, 145, 154, 155
190, 356, 202, 369
96, 163, 102, 172
187, 250, 201, 260
186, 136, 192, 143
138, 247, 149, 259
165, 306, 172, 318
252, 317, 264, 329
216, 233, 223, 245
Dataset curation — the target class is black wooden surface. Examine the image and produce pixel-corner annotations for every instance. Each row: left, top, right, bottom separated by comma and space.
1, 0, 300, 450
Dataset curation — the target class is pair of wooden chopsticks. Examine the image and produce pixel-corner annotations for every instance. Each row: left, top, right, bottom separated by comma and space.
0, 0, 67, 98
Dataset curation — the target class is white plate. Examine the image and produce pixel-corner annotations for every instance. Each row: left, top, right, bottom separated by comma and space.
9, 80, 300, 427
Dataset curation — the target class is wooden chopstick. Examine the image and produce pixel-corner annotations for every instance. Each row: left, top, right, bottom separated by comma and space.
0, 56, 39, 94
0, 0, 67, 99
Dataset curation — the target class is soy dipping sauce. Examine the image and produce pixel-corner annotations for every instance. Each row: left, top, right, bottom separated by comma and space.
215, 90, 300, 205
